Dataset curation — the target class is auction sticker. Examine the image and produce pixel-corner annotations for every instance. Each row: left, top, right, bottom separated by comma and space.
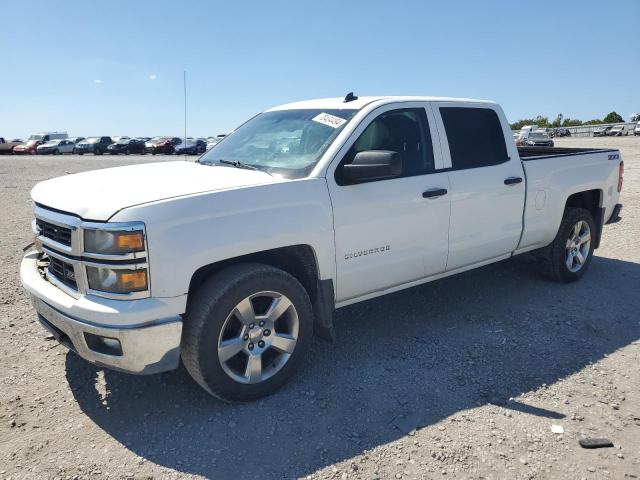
312, 112, 347, 128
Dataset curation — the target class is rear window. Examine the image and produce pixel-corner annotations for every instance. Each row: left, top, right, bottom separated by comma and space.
440, 107, 508, 170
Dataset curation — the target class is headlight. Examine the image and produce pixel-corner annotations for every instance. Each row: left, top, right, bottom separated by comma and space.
84, 229, 145, 255
86, 266, 148, 294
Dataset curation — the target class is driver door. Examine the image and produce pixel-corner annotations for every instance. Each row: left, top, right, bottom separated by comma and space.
327, 103, 451, 303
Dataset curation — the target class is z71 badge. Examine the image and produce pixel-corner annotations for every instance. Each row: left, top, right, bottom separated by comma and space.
344, 245, 390, 260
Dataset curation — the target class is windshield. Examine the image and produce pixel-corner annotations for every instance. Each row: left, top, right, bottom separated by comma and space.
28, 134, 45, 141
199, 109, 357, 178
86, 137, 100, 143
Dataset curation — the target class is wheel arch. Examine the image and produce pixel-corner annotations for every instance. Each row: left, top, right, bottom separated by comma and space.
187, 245, 335, 341
564, 188, 604, 248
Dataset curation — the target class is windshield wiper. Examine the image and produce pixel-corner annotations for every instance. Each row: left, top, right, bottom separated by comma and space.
218, 159, 272, 176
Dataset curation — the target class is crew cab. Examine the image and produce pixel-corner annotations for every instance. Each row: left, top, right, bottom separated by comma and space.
20, 95, 624, 401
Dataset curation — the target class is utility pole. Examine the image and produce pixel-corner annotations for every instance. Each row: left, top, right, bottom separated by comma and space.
183, 71, 187, 151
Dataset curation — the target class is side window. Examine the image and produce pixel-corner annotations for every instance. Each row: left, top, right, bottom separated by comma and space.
440, 107, 508, 170
336, 108, 434, 185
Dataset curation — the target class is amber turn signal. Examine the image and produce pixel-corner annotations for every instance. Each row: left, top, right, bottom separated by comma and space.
118, 270, 147, 290
116, 232, 145, 252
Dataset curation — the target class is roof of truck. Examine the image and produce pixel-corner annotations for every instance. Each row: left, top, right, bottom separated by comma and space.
267, 96, 496, 112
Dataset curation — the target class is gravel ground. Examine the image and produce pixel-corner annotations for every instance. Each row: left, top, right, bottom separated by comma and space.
0, 138, 639, 480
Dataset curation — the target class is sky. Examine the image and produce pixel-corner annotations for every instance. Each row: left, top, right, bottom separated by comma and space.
0, 0, 638, 139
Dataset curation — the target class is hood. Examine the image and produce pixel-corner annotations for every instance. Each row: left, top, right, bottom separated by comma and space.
31, 161, 283, 221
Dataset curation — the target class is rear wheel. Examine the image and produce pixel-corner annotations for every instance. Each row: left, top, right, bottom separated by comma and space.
540, 207, 595, 282
182, 263, 313, 402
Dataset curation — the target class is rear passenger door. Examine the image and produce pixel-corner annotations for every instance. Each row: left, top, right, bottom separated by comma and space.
432, 103, 525, 271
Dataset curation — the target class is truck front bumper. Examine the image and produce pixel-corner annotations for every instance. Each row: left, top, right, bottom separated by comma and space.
20, 252, 184, 375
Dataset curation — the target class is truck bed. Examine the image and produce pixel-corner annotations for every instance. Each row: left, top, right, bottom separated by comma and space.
517, 146, 617, 160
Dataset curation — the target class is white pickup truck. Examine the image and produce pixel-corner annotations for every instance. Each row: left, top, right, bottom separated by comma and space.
20, 95, 624, 401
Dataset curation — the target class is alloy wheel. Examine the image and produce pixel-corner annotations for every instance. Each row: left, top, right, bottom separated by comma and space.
217, 291, 299, 384
565, 220, 591, 273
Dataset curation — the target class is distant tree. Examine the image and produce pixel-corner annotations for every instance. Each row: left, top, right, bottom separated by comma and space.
562, 118, 583, 127
510, 119, 534, 130
584, 119, 603, 125
534, 115, 550, 128
631, 113, 640, 122
603, 111, 623, 123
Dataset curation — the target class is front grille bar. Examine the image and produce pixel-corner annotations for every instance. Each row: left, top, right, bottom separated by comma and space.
36, 219, 72, 247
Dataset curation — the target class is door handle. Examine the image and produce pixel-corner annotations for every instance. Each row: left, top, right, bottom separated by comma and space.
504, 177, 523, 186
422, 188, 448, 199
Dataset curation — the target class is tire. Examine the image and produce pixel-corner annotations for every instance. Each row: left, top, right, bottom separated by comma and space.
72, 148, 77, 154
94, 148, 102, 155
125, 148, 130, 155
539, 207, 595, 283
182, 263, 313, 402
53, 149, 59, 155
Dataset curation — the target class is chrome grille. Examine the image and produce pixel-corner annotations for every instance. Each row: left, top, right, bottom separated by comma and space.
36, 219, 72, 247
48, 256, 77, 290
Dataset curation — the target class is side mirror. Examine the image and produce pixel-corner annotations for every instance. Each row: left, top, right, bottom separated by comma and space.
342, 150, 402, 182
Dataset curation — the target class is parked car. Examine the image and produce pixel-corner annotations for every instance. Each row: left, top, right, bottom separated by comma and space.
0, 138, 24, 154
14, 132, 68, 154
21, 95, 624, 401
608, 125, 626, 136
635, 122, 640, 136
593, 126, 612, 137
174, 138, 207, 155
144, 136, 182, 154
75, 137, 113, 155
36, 139, 78, 155
107, 138, 146, 155
14, 140, 41, 154
553, 128, 571, 137
517, 130, 554, 147
68, 137, 85, 145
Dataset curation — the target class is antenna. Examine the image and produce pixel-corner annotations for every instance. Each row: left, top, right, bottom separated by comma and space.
183, 70, 187, 154
344, 91, 358, 103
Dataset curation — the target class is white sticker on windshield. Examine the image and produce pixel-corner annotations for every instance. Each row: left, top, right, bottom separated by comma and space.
312, 112, 347, 128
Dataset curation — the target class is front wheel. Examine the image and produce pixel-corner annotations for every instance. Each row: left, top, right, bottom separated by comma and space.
181, 263, 313, 402
540, 207, 595, 282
